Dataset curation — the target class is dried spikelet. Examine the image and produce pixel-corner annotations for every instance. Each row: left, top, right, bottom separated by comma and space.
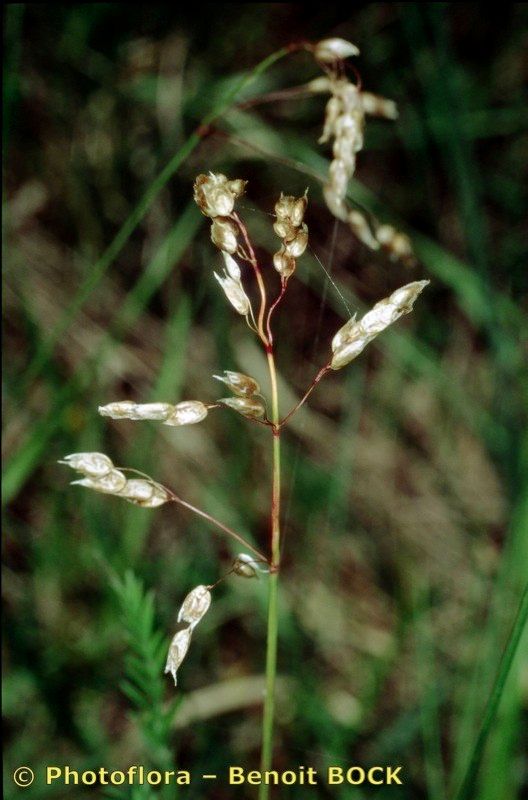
118, 479, 170, 508
99, 401, 174, 421
211, 217, 239, 254
331, 280, 429, 370
98, 400, 208, 426
213, 370, 260, 397
219, 396, 266, 419
232, 553, 268, 578
177, 585, 212, 629
193, 173, 246, 218
71, 470, 127, 494
164, 627, 192, 686
164, 401, 208, 426
214, 270, 251, 316
314, 38, 360, 62
59, 452, 114, 478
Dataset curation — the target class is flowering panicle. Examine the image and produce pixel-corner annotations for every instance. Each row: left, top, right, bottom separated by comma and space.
98, 400, 208, 426
60, 453, 170, 508
272, 192, 309, 279
331, 280, 429, 370
165, 585, 212, 685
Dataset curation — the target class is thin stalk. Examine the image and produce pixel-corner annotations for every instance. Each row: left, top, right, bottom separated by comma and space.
280, 364, 331, 427
166, 491, 266, 562
259, 348, 281, 799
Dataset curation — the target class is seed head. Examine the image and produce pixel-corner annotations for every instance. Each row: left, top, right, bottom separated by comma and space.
213, 370, 260, 398
164, 627, 192, 687
314, 38, 360, 63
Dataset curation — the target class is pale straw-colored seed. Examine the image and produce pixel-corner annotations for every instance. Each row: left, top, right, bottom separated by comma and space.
273, 248, 296, 278
307, 76, 332, 93
98, 401, 174, 421
361, 92, 398, 120
219, 396, 266, 419
60, 452, 114, 478
222, 251, 242, 281
71, 469, 128, 494
284, 224, 308, 258
323, 186, 348, 222
376, 225, 414, 262
211, 217, 238, 254
331, 313, 359, 353
213, 370, 260, 398
273, 218, 297, 241
118, 479, 170, 508
164, 627, 192, 686
193, 172, 245, 219
164, 401, 208, 427
314, 37, 360, 63
331, 337, 370, 370
232, 553, 264, 578
177, 585, 212, 629
348, 210, 380, 250
213, 272, 250, 316
319, 96, 341, 143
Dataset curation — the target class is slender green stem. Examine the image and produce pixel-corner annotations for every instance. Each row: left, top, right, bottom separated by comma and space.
453, 582, 528, 800
259, 349, 281, 799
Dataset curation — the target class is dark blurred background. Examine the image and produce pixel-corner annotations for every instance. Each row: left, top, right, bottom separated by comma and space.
3, 3, 527, 799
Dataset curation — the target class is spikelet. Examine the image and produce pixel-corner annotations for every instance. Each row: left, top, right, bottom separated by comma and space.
177, 585, 212, 629
213, 270, 251, 316
98, 400, 208, 426
164, 627, 192, 687
232, 553, 268, 578
331, 280, 429, 370
59, 452, 114, 478
314, 38, 360, 62
71, 470, 127, 494
219, 397, 266, 419
213, 370, 260, 397
193, 173, 246, 218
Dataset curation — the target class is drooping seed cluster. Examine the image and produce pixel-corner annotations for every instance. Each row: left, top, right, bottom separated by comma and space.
214, 252, 251, 317
330, 280, 429, 370
214, 369, 265, 419
99, 400, 208, 426
60, 453, 170, 507
165, 585, 212, 686
272, 193, 309, 279
307, 38, 415, 266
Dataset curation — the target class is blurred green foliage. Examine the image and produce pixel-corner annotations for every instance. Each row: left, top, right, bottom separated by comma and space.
3, 4, 527, 799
